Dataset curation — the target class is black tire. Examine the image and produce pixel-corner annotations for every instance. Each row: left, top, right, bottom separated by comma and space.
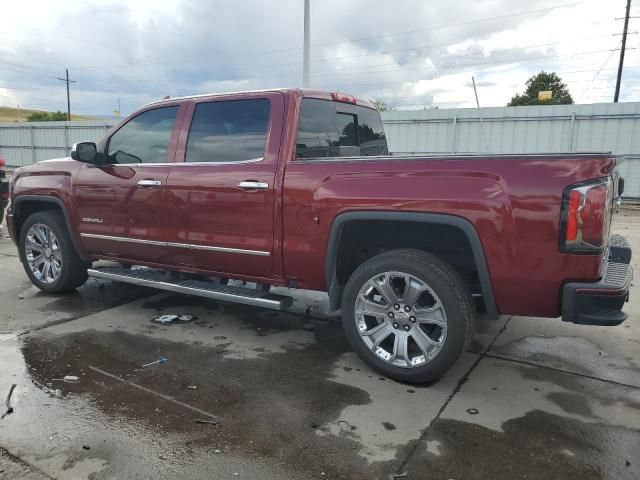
341, 249, 475, 383
19, 211, 88, 293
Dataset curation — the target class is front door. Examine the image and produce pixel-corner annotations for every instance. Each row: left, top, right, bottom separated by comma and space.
165, 93, 284, 278
75, 104, 183, 264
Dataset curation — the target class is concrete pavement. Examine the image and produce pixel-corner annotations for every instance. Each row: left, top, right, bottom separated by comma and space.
0, 211, 638, 479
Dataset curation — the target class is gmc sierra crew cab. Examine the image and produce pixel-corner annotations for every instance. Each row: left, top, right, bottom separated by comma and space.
6, 89, 632, 383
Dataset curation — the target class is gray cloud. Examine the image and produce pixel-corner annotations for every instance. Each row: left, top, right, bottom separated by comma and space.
0, 0, 636, 115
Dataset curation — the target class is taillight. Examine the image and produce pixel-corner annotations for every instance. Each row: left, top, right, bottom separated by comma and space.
560, 178, 612, 253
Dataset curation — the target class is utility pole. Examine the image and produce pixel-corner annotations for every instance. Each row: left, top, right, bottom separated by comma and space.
303, 0, 310, 87
614, 0, 632, 102
17, 104, 21, 122
57, 68, 76, 120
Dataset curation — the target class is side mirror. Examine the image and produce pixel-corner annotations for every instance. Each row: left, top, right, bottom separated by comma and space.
71, 142, 98, 164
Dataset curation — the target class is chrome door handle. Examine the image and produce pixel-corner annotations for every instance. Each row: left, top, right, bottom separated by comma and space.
237, 181, 269, 190
138, 179, 162, 187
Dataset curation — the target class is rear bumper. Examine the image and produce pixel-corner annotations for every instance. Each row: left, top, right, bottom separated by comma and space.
562, 234, 632, 326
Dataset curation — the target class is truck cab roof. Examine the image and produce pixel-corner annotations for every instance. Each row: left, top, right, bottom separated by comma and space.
143, 88, 375, 110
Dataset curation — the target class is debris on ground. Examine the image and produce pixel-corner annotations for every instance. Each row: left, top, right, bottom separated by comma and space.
187, 385, 197, 390
52, 375, 79, 383
389, 472, 408, 479
466, 408, 479, 415
1, 384, 16, 419
82, 445, 90, 450
142, 356, 168, 368
195, 419, 220, 426
152, 314, 197, 324
42, 387, 62, 398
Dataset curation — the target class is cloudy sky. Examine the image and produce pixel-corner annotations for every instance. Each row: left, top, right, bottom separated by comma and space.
1, 0, 639, 116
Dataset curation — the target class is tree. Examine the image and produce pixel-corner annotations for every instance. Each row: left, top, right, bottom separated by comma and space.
370, 99, 394, 112
27, 110, 68, 122
507, 71, 574, 106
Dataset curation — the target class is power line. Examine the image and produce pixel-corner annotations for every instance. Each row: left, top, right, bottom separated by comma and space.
4, 29, 620, 82
99, 2, 589, 67
0, 2, 586, 75
306, 47, 632, 82
581, 40, 622, 98
1, 33, 623, 87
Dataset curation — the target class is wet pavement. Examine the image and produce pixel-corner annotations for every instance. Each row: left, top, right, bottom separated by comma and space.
1, 211, 639, 479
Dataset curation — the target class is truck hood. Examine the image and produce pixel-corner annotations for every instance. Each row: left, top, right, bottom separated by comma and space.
13, 157, 79, 175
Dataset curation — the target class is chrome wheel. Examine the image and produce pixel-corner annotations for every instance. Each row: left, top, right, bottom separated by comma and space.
355, 271, 447, 368
24, 223, 63, 284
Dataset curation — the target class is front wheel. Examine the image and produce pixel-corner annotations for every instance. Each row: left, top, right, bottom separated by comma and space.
341, 249, 475, 383
19, 211, 89, 293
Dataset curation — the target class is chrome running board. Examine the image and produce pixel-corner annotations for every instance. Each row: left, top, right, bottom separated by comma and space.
88, 266, 293, 310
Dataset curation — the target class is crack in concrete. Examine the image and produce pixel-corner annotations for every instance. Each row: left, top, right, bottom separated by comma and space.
0, 447, 55, 479
88, 365, 221, 420
394, 315, 513, 474
484, 352, 640, 391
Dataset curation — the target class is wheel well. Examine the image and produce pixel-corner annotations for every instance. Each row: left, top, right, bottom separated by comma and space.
335, 220, 479, 291
14, 200, 62, 238
327, 215, 498, 318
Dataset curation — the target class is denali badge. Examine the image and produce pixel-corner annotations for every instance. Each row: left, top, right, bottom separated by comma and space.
82, 217, 103, 223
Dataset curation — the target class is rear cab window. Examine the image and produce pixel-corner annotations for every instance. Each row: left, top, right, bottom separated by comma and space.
296, 98, 387, 159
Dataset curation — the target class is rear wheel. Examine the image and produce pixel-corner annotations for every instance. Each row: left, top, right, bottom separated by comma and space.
19, 211, 88, 293
341, 249, 475, 383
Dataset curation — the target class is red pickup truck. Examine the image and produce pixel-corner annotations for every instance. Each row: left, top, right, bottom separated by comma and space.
6, 89, 632, 383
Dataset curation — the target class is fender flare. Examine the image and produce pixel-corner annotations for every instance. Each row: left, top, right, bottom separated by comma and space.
325, 211, 499, 319
12, 195, 89, 263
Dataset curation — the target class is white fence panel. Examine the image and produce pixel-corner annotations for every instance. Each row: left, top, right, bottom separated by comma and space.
0, 121, 114, 166
2, 103, 640, 197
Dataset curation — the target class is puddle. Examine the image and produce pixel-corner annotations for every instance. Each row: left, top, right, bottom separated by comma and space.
18, 327, 393, 479
405, 411, 639, 480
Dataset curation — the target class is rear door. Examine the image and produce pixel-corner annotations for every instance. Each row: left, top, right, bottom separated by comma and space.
165, 92, 284, 278
75, 104, 184, 264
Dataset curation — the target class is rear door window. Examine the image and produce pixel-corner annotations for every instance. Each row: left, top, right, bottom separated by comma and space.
356, 106, 387, 156
296, 98, 387, 158
185, 98, 270, 163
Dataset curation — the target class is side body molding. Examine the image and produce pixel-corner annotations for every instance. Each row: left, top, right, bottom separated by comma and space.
324, 211, 499, 319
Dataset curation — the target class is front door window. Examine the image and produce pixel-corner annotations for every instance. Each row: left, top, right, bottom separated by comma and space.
107, 106, 179, 164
